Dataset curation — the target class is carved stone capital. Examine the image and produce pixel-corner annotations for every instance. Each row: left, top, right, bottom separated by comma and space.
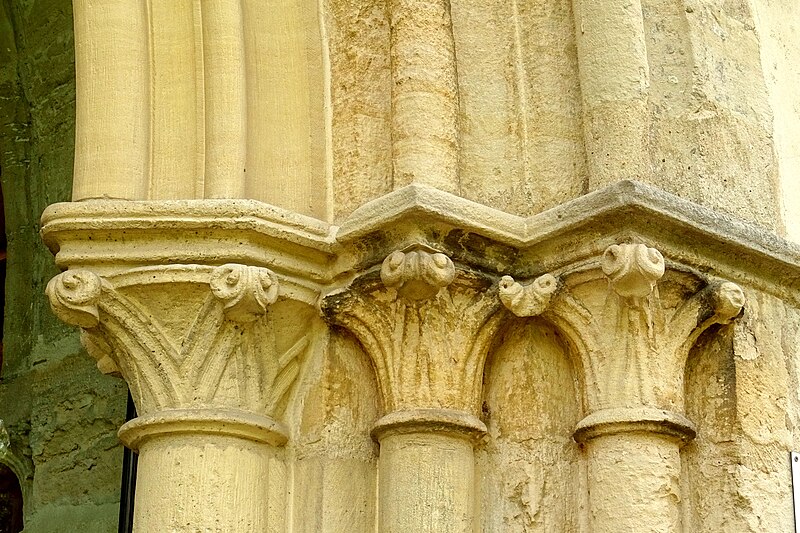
46, 265, 311, 441
324, 248, 503, 425
500, 243, 745, 418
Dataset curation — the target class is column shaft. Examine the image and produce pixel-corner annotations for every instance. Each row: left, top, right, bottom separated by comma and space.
378, 432, 475, 533
133, 433, 282, 532
72, 0, 149, 200
201, 0, 247, 199
572, 0, 650, 185
585, 432, 683, 533
390, 0, 460, 192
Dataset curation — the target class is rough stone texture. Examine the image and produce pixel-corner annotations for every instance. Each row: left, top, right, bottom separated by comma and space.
752, 0, 800, 240
641, 0, 783, 232
451, 0, 587, 217
478, 319, 583, 532
324, 0, 795, 233
0, 0, 127, 531
326, 0, 393, 222
7, 0, 800, 532
292, 331, 379, 532
681, 290, 800, 532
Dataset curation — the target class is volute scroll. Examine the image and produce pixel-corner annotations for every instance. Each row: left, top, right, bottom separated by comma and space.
210, 263, 280, 322
380, 245, 456, 300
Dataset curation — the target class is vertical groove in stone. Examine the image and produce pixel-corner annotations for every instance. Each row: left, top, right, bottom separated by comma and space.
201, 0, 247, 199
389, 0, 460, 193
72, 0, 150, 200
572, 0, 650, 188
318, 0, 335, 222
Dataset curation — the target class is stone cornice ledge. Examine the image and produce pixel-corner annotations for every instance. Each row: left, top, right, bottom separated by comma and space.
336, 180, 800, 302
41, 181, 800, 304
41, 199, 337, 303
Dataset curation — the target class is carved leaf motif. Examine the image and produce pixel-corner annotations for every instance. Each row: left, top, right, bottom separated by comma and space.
326, 265, 502, 414
46, 266, 308, 418
498, 244, 746, 413
498, 274, 559, 317
80, 330, 120, 376
267, 334, 309, 413
711, 282, 746, 323
602, 243, 665, 299
210, 263, 279, 322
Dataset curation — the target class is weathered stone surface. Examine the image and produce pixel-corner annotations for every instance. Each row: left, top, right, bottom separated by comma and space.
0, 1, 128, 532
4, 0, 800, 531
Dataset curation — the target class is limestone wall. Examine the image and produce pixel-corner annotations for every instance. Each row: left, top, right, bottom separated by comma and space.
0, 1, 126, 531
5, 0, 800, 532
752, 0, 800, 240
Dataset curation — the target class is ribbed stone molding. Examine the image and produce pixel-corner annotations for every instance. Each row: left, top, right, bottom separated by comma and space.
323, 244, 503, 532
500, 242, 745, 533
46, 263, 309, 532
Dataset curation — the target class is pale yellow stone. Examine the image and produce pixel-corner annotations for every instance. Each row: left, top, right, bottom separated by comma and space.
41, 0, 800, 531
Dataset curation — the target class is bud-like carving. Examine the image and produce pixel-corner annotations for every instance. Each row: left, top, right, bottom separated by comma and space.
498, 274, 559, 317
601, 243, 665, 298
46, 270, 104, 328
710, 281, 745, 323
380, 246, 455, 300
210, 264, 280, 322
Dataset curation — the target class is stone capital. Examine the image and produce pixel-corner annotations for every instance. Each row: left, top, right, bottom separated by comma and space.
323, 245, 503, 434
46, 264, 311, 448
500, 243, 745, 433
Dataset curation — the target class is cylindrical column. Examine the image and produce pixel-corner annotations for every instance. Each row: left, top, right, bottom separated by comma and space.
574, 408, 695, 533
372, 410, 484, 533
201, 0, 247, 199
242, 0, 327, 218
389, 0, 460, 192
572, 0, 650, 187
72, 0, 149, 200
119, 409, 287, 533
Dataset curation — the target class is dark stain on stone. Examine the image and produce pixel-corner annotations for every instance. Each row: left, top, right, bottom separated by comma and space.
443, 229, 518, 273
